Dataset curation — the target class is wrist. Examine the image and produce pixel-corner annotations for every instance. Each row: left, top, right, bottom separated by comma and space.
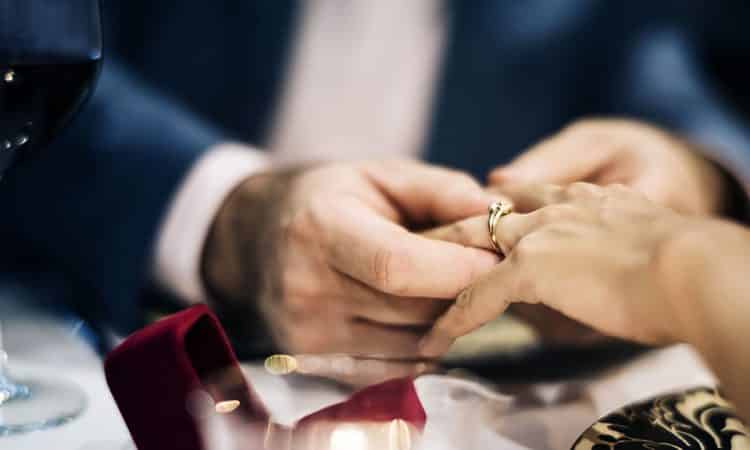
153, 144, 268, 304
200, 167, 303, 355
202, 171, 273, 303
655, 218, 746, 345
654, 218, 714, 344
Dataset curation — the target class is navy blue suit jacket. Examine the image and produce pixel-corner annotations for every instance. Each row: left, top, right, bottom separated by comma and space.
2, 1, 750, 334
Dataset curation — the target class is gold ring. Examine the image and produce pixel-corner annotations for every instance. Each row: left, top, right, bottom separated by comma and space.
488, 200, 513, 255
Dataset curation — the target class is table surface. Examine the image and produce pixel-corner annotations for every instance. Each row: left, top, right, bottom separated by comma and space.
0, 300, 717, 450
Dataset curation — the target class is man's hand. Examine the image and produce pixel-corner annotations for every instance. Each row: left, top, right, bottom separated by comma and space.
202, 160, 498, 365
489, 118, 731, 216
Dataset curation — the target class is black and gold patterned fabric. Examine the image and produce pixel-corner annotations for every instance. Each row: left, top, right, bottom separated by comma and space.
574, 388, 749, 450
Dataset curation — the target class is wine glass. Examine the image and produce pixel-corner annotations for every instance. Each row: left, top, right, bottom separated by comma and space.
0, 0, 102, 435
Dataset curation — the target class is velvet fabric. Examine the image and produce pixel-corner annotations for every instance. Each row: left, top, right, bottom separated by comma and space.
105, 305, 426, 450
296, 378, 426, 430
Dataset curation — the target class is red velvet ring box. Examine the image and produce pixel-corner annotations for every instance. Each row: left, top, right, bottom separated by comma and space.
105, 305, 426, 450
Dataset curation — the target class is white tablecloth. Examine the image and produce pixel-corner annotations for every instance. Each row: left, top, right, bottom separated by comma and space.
0, 298, 716, 450
0, 302, 131, 450
241, 345, 714, 450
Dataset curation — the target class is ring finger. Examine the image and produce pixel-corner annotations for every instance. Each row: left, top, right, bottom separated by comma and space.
422, 211, 537, 256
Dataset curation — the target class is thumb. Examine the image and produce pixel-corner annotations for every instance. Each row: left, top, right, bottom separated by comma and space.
488, 135, 616, 186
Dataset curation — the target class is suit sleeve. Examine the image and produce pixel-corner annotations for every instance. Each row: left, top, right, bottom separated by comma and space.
0, 59, 227, 333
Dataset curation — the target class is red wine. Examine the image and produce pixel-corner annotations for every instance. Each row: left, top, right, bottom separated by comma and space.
0, 59, 100, 175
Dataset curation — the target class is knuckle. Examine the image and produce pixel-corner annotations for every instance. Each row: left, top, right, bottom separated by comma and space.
537, 206, 559, 222
543, 222, 578, 238
449, 221, 472, 245
444, 289, 475, 336
543, 184, 565, 202
598, 194, 623, 220
605, 183, 633, 198
539, 204, 577, 222
455, 287, 475, 311
558, 203, 581, 217
307, 195, 332, 226
372, 248, 394, 291
539, 203, 582, 226
281, 279, 322, 313
371, 248, 409, 294
599, 191, 620, 208
513, 234, 544, 260
284, 295, 310, 316
607, 182, 629, 192
547, 184, 564, 195
283, 212, 307, 243
285, 202, 323, 243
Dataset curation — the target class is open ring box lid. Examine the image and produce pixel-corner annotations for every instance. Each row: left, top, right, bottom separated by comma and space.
104, 305, 426, 450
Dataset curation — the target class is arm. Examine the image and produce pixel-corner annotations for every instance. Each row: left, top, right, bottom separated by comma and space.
663, 220, 750, 419
0, 56, 499, 373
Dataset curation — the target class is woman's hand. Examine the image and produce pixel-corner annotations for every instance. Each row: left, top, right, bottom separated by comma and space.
425, 181, 750, 421
419, 182, 698, 357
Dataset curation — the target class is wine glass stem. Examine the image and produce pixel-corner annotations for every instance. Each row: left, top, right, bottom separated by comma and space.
0, 321, 30, 404
0, 318, 7, 377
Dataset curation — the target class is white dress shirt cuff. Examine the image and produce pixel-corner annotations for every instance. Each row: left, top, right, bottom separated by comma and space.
154, 143, 269, 304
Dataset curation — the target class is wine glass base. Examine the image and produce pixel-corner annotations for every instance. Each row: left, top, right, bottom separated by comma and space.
0, 377, 86, 436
